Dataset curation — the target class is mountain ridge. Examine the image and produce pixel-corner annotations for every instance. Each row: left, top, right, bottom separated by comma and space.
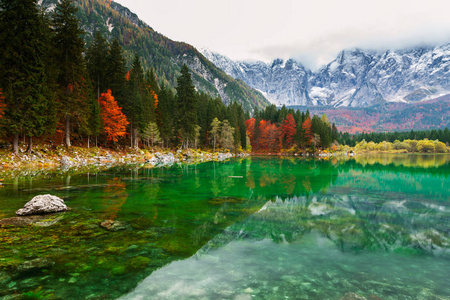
40, 0, 270, 111
202, 44, 450, 108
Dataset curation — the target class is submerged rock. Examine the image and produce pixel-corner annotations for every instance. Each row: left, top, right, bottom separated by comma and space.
32, 214, 65, 227
339, 293, 367, 300
0, 271, 11, 284
16, 194, 68, 216
100, 219, 130, 231
16, 258, 54, 273
0, 215, 46, 226
0, 214, 65, 227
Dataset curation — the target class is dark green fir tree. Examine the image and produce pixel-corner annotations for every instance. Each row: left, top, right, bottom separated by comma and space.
52, 0, 90, 147
176, 64, 198, 148
0, 0, 55, 153
86, 31, 109, 99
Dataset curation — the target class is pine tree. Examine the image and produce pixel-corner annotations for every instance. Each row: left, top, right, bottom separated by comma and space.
142, 69, 157, 131
141, 122, 160, 148
176, 64, 197, 148
88, 96, 102, 147
0, 0, 55, 153
125, 55, 145, 148
196, 92, 209, 147
238, 106, 247, 150
278, 105, 288, 124
86, 31, 109, 99
52, 0, 89, 147
106, 39, 127, 105
155, 83, 175, 148
146, 68, 160, 95
331, 123, 339, 143
317, 114, 331, 148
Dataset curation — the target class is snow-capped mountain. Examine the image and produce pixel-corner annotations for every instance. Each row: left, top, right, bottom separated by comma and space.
201, 44, 450, 107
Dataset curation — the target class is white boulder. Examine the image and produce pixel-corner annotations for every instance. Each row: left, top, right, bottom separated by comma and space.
16, 194, 68, 216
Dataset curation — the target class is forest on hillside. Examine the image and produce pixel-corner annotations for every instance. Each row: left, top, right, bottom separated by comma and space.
0, 0, 340, 155
0, 0, 253, 154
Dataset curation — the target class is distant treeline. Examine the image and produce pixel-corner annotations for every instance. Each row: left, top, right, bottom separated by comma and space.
245, 104, 338, 152
339, 128, 450, 147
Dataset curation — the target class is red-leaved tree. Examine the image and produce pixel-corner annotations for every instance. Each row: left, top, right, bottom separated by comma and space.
245, 118, 255, 143
301, 117, 313, 147
98, 89, 129, 143
282, 114, 296, 149
149, 88, 158, 108
258, 120, 281, 152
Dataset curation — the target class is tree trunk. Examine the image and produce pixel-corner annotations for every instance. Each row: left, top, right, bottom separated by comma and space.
65, 115, 71, 147
87, 136, 90, 149
130, 124, 133, 148
27, 136, 33, 153
134, 128, 139, 148
97, 75, 100, 99
13, 133, 19, 155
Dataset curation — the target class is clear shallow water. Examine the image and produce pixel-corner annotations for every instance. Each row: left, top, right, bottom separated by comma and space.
0, 155, 449, 299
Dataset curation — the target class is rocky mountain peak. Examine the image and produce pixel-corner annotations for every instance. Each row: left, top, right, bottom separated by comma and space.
202, 43, 450, 107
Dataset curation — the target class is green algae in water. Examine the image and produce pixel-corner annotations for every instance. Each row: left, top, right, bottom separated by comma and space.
0, 155, 449, 299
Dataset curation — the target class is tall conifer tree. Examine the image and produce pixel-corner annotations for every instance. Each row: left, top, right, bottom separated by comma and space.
126, 55, 145, 148
0, 0, 55, 153
106, 39, 127, 103
52, 0, 89, 147
176, 64, 197, 148
86, 31, 109, 99
156, 83, 176, 148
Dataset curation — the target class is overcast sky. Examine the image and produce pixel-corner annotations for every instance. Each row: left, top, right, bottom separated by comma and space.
114, 0, 450, 70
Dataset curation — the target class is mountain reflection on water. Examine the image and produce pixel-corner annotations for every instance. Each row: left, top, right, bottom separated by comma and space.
0, 155, 449, 299
123, 191, 449, 300
122, 155, 449, 300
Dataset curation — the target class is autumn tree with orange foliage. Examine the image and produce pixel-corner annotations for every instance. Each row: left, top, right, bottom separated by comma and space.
282, 114, 296, 149
245, 118, 255, 142
99, 89, 129, 143
149, 89, 158, 108
301, 117, 313, 147
258, 120, 282, 152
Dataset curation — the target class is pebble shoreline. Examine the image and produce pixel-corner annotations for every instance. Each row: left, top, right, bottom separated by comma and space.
0, 146, 246, 175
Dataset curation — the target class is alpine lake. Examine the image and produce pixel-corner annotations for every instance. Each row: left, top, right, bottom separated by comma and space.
0, 154, 449, 300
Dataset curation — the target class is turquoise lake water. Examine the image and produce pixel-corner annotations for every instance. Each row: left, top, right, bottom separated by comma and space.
0, 155, 449, 299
